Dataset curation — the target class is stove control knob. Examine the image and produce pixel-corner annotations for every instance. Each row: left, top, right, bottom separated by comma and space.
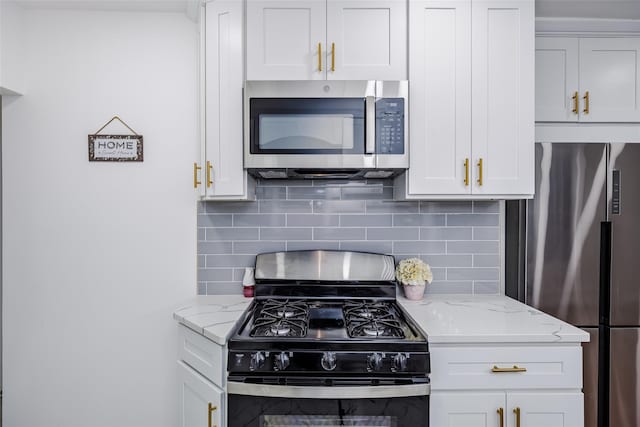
321, 352, 337, 371
392, 353, 408, 372
367, 353, 383, 372
249, 352, 266, 371
275, 352, 290, 371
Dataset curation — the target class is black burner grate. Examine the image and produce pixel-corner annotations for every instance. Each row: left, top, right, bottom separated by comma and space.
250, 300, 309, 337
343, 301, 405, 338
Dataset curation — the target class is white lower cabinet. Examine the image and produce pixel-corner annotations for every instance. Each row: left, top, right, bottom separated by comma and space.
177, 325, 227, 427
178, 360, 223, 427
431, 391, 583, 427
431, 392, 504, 427
429, 344, 585, 427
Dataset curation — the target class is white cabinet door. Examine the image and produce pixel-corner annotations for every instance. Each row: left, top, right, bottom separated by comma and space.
535, 37, 580, 122
579, 38, 640, 123
204, 1, 253, 199
178, 361, 223, 427
407, 0, 471, 195
246, 0, 326, 80
326, 0, 407, 80
471, 0, 534, 197
508, 392, 584, 427
431, 392, 506, 427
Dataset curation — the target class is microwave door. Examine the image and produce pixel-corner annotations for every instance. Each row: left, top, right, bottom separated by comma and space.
245, 97, 374, 170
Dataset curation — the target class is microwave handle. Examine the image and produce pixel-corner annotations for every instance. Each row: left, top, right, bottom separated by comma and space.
365, 96, 376, 155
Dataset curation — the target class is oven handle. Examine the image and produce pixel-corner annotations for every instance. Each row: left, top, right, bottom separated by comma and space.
227, 382, 430, 399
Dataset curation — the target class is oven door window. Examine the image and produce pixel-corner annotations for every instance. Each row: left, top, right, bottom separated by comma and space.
250, 98, 365, 154
228, 394, 428, 427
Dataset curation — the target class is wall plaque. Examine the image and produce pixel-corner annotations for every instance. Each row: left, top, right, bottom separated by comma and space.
88, 116, 143, 162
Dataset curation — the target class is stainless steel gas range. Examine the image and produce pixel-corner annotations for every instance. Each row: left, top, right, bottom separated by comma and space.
226, 250, 430, 427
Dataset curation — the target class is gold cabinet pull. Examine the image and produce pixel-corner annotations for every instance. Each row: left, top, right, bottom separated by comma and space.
318, 42, 322, 72
513, 407, 521, 427
572, 91, 579, 114
193, 162, 202, 188
492, 365, 527, 373
583, 91, 590, 114
477, 158, 483, 186
497, 408, 504, 427
208, 402, 218, 427
331, 42, 335, 72
464, 158, 470, 186
206, 161, 213, 188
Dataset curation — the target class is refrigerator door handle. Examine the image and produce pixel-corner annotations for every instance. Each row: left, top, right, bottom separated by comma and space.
600, 221, 612, 325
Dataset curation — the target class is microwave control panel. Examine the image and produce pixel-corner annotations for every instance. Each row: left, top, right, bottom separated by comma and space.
375, 98, 405, 155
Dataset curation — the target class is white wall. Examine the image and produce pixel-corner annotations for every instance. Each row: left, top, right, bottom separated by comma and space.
2, 8, 198, 427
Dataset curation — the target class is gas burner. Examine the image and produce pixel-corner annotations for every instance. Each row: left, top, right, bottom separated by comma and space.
362, 325, 385, 336
343, 301, 405, 339
250, 299, 309, 337
270, 322, 291, 336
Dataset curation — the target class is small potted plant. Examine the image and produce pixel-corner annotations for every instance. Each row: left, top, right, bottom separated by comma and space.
395, 258, 433, 301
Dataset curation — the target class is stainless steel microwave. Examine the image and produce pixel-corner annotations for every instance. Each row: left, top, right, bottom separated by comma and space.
244, 80, 408, 179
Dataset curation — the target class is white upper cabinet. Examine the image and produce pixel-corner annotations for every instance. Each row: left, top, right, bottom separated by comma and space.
246, 0, 407, 80
535, 38, 580, 122
400, 0, 534, 199
199, 0, 255, 200
408, 0, 472, 195
246, 0, 326, 80
580, 38, 640, 122
326, 0, 407, 80
536, 37, 640, 123
471, 0, 534, 197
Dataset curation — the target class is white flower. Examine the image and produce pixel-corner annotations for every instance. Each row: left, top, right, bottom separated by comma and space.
395, 258, 433, 285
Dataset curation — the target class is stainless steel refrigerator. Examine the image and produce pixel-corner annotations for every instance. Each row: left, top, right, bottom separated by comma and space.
506, 143, 640, 427
512, 142, 640, 427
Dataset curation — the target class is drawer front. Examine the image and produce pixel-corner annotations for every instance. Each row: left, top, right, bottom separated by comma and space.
430, 345, 582, 390
179, 324, 225, 387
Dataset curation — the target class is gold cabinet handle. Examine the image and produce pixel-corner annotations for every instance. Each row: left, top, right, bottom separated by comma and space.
464, 158, 470, 186
331, 42, 335, 72
193, 162, 202, 188
477, 158, 483, 186
513, 407, 521, 427
497, 408, 504, 427
572, 91, 579, 114
492, 365, 527, 373
208, 402, 218, 427
583, 91, 590, 114
318, 42, 322, 72
206, 161, 213, 188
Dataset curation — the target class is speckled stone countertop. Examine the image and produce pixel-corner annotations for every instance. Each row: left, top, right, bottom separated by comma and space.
398, 294, 590, 344
173, 294, 589, 345
173, 295, 252, 345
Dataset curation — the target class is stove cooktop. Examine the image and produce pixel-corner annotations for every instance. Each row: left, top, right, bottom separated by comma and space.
228, 298, 429, 376
238, 299, 423, 343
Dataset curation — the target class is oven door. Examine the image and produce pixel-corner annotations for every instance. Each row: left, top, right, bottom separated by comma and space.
227, 382, 430, 427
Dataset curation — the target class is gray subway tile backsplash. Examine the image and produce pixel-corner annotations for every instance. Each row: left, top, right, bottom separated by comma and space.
233, 241, 287, 254
233, 213, 286, 227
447, 213, 500, 226
392, 214, 446, 227
314, 227, 366, 241
340, 214, 392, 227
286, 241, 341, 251
287, 214, 340, 227
339, 241, 393, 253
420, 227, 472, 241
198, 179, 502, 296
393, 241, 446, 254
260, 227, 312, 241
